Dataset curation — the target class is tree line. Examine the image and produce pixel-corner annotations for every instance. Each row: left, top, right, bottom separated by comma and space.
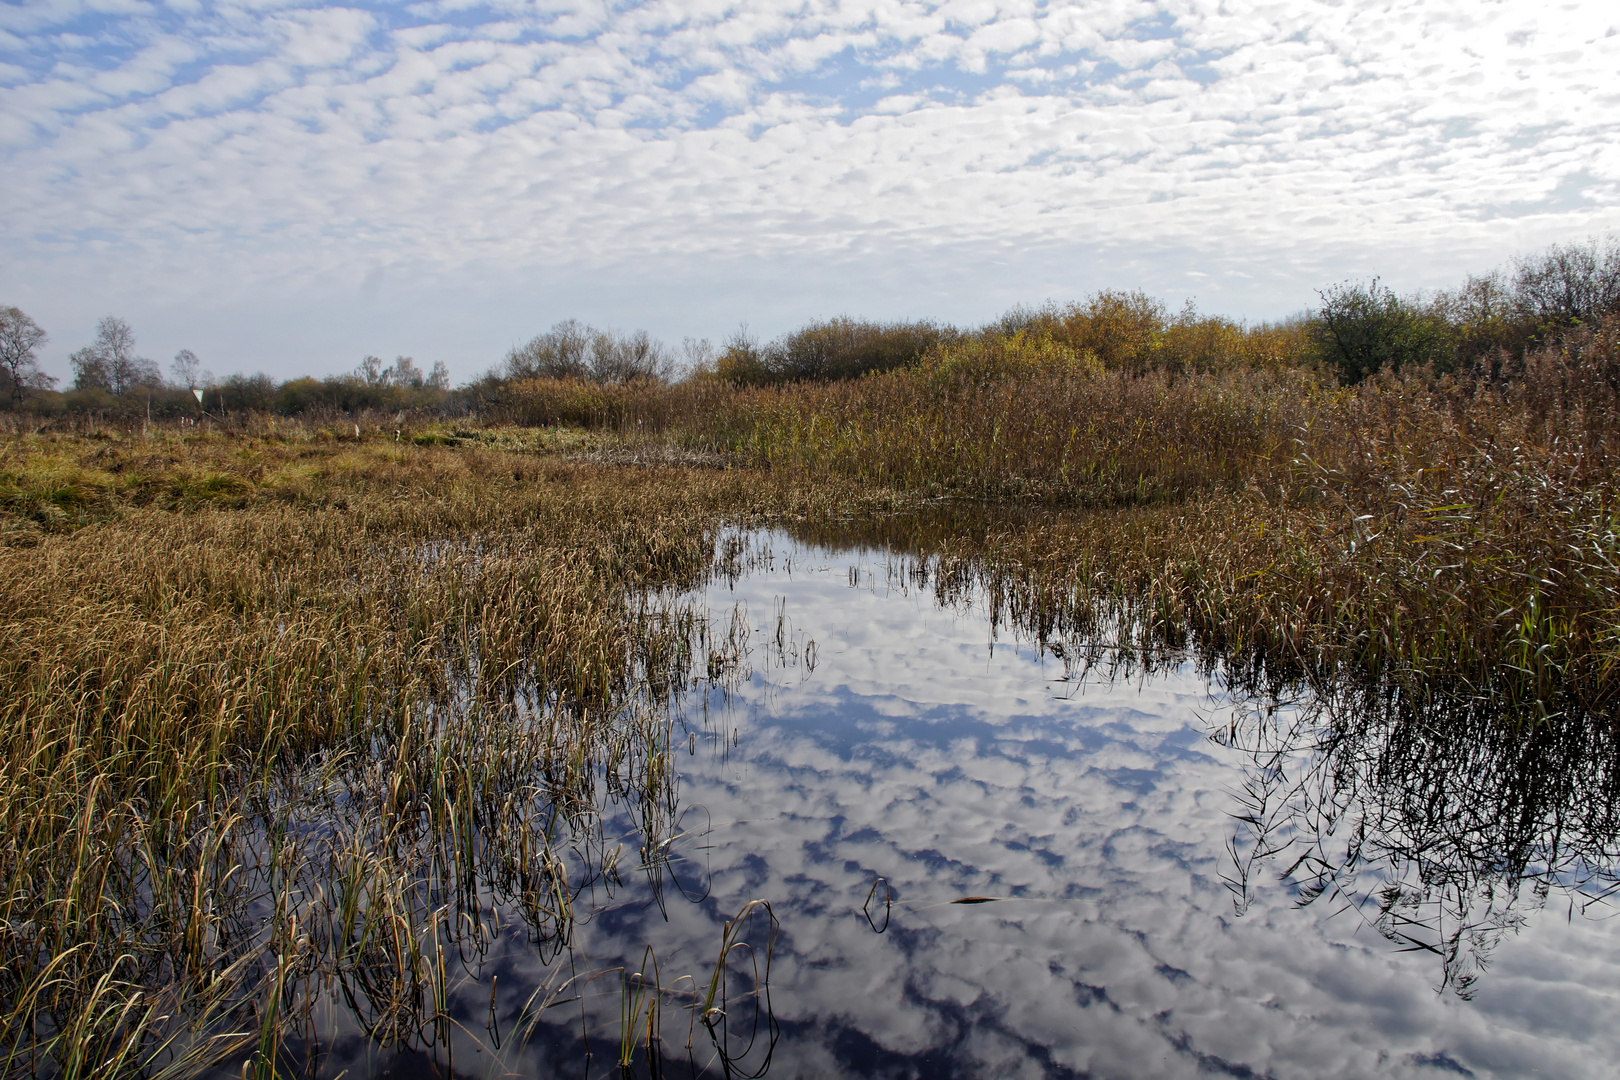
1311, 239, 1620, 382
0, 313, 458, 418
693, 238, 1620, 387
4, 237, 1616, 418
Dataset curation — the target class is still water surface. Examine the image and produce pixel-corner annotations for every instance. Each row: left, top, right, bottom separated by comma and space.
327, 531, 1620, 1080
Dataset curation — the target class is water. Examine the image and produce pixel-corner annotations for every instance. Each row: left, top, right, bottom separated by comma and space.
298, 531, 1620, 1080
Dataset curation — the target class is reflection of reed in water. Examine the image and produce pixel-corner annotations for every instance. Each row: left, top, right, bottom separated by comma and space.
231, 587, 776, 1078
821, 519, 1620, 1000
1218, 676, 1620, 998
0, 512, 772, 1079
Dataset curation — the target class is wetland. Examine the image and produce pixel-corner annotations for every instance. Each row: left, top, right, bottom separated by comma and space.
2, 410, 1618, 1079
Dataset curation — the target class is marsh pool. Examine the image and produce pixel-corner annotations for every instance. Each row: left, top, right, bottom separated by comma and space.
308, 530, 1620, 1080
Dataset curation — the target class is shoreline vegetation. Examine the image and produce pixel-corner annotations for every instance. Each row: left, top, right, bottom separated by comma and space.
3, 239, 1620, 1075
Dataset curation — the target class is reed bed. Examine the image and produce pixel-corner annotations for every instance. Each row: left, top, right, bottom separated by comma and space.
563, 323, 1620, 714
0, 426, 872, 1077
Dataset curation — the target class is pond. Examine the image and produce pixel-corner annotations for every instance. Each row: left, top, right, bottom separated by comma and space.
272, 528, 1620, 1080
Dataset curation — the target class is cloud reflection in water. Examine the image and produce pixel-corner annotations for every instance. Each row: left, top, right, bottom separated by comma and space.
324, 532, 1620, 1080
621, 535, 1620, 1080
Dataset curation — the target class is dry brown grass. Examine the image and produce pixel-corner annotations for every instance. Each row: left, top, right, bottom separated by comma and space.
465, 328, 1620, 714
728, 328, 1620, 713
0, 424, 888, 1077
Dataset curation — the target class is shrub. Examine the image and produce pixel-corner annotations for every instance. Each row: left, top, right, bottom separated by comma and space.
712, 318, 954, 385
713, 326, 774, 386
923, 327, 1102, 384
504, 321, 673, 384
990, 294, 1313, 375
1309, 279, 1456, 382
768, 317, 954, 382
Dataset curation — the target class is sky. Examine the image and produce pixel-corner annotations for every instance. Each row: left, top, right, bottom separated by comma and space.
2, 0, 1617, 384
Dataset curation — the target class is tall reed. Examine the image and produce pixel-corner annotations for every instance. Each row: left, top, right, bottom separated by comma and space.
0, 426, 847, 1076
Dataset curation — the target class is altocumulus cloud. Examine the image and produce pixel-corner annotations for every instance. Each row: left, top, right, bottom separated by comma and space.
1, 0, 1617, 376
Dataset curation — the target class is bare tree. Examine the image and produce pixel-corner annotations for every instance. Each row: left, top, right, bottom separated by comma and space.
503, 320, 592, 381
171, 348, 201, 390
101, 317, 151, 394
587, 328, 671, 384
681, 336, 715, 374
503, 320, 672, 384
1512, 238, 1620, 327
69, 346, 110, 391
356, 354, 385, 386
427, 360, 450, 390
72, 316, 160, 394
386, 356, 424, 388
0, 306, 53, 405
